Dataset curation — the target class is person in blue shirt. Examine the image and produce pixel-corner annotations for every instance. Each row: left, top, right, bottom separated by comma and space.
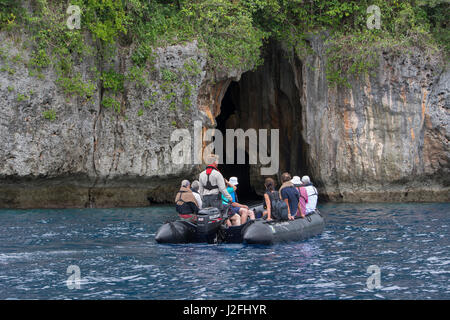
279, 172, 300, 221
222, 177, 255, 226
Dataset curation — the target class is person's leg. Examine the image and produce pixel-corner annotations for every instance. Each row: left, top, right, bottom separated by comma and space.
213, 198, 223, 211
230, 214, 241, 226
203, 195, 222, 210
239, 208, 248, 224
262, 210, 268, 220
248, 209, 255, 220
239, 208, 255, 224
202, 195, 212, 208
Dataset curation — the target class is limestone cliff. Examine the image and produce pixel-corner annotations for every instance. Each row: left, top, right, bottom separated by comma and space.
213, 39, 449, 202
0, 34, 208, 207
0, 32, 448, 208
302, 39, 449, 202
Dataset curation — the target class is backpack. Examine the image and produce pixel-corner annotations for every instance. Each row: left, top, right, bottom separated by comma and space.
267, 191, 289, 220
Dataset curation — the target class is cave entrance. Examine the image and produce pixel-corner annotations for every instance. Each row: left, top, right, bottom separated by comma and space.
215, 82, 260, 202
215, 41, 313, 201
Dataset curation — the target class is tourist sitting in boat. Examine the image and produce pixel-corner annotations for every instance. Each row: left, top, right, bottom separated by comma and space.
191, 180, 203, 209
279, 172, 301, 221
262, 177, 288, 221
291, 176, 307, 218
198, 154, 233, 210
301, 176, 318, 214
222, 176, 255, 226
175, 180, 199, 222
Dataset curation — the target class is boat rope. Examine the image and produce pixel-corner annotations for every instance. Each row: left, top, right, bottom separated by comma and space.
316, 209, 323, 218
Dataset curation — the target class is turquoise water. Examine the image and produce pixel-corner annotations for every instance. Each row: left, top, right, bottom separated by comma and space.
0, 203, 448, 300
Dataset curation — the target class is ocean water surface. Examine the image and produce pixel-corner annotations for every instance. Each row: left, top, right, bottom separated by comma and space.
0, 203, 448, 299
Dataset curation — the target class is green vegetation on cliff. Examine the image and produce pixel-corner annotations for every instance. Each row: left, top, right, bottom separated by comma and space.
0, 0, 448, 93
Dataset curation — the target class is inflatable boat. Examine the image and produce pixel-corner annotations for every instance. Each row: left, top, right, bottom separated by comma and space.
154, 207, 224, 244
242, 209, 325, 245
154, 205, 325, 245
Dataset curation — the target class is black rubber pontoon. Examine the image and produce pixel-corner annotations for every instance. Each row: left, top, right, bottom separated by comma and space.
155, 207, 225, 244
242, 209, 325, 245
155, 205, 325, 245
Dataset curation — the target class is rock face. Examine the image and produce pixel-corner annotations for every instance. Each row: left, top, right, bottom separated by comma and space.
216, 39, 449, 202
0, 31, 448, 208
0, 34, 208, 208
301, 38, 449, 201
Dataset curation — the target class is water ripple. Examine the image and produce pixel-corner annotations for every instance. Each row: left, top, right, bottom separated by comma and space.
0, 203, 448, 299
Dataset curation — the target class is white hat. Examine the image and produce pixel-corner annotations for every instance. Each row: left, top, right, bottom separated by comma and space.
229, 177, 239, 185
301, 176, 311, 184
291, 176, 302, 185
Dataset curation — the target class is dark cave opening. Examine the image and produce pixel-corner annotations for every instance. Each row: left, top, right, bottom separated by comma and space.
214, 41, 316, 201
215, 82, 260, 202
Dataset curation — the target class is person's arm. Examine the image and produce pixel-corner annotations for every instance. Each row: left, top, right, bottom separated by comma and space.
264, 193, 272, 220
190, 202, 199, 214
198, 174, 204, 195
232, 202, 248, 209
286, 202, 294, 220
216, 173, 232, 201
197, 195, 202, 209
293, 189, 301, 219
284, 199, 291, 216
281, 189, 293, 220
298, 201, 305, 218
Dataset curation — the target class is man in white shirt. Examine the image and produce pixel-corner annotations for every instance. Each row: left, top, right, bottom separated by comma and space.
198, 154, 232, 209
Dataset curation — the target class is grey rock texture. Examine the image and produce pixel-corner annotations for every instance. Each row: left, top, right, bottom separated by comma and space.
0, 34, 207, 207
220, 39, 449, 202
301, 38, 449, 201
0, 31, 448, 208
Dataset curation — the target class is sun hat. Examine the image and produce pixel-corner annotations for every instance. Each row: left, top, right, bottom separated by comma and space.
229, 177, 239, 185
291, 176, 302, 185
301, 176, 311, 184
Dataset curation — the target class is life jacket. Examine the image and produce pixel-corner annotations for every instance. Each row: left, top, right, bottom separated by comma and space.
203, 165, 220, 191
303, 183, 318, 197
175, 187, 198, 215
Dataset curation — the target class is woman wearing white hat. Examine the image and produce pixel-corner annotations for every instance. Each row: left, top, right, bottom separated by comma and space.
222, 177, 255, 226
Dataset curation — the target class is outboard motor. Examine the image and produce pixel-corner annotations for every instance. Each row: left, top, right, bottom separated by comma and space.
195, 207, 224, 243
